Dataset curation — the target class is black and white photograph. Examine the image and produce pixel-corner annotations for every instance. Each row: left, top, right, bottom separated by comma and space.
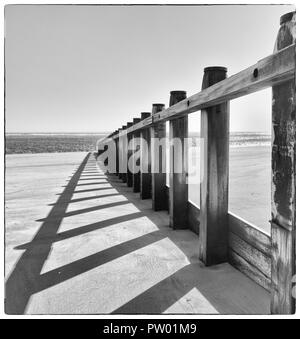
2, 2, 297, 319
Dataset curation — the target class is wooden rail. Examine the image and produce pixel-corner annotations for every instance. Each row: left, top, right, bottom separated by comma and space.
228, 212, 271, 291
105, 43, 295, 141
99, 12, 296, 315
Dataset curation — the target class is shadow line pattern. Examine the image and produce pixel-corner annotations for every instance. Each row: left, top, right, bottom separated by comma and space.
5, 153, 90, 314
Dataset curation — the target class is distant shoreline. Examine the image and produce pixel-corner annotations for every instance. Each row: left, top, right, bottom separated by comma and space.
5, 144, 271, 156
5, 132, 271, 155
6, 131, 271, 135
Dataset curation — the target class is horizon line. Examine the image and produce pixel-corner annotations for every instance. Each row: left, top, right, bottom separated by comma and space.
5, 131, 272, 135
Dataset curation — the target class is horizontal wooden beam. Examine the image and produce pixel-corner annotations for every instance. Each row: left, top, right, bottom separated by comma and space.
228, 212, 272, 291
228, 250, 271, 291
228, 212, 271, 256
106, 44, 295, 141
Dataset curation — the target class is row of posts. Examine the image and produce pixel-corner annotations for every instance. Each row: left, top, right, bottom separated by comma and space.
104, 66, 229, 268
101, 10, 296, 315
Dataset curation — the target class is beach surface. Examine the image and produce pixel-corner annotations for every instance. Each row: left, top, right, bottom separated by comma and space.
5, 152, 270, 314
188, 145, 271, 234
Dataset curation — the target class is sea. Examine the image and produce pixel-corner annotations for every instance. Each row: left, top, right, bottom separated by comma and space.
5, 132, 271, 154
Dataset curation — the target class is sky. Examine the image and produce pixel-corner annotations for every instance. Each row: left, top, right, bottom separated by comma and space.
5, 4, 295, 133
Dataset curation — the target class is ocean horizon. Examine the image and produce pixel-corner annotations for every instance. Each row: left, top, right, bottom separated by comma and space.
5, 131, 271, 154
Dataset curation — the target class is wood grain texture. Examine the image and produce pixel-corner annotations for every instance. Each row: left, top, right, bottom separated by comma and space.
108, 44, 295, 141
199, 67, 229, 266
140, 113, 152, 199
229, 250, 271, 292
166, 186, 200, 235
228, 212, 271, 256
132, 119, 141, 193
132, 134, 141, 193
271, 11, 296, 315
126, 124, 133, 187
115, 137, 119, 175
151, 104, 167, 211
228, 212, 272, 290
169, 91, 188, 229
229, 232, 271, 278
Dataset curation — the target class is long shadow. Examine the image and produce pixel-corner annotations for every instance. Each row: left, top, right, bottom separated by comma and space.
100, 171, 270, 315
72, 187, 114, 194
74, 182, 109, 187
36, 230, 166, 293
6, 153, 163, 314
6, 155, 268, 315
16, 212, 144, 250
79, 176, 107, 182
36, 200, 130, 221
112, 262, 270, 315
112, 264, 215, 314
5, 153, 90, 314
48, 192, 120, 205
79, 175, 104, 177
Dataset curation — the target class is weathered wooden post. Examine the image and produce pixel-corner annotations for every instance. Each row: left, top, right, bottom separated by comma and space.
116, 128, 122, 176
126, 122, 133, 187
132, 118, 141, 193
199, 66, 229, 266
121, 125, 127, 183
99, 133, 111, 157
111, 130, 118, 175
271, 11, 296, 315
151, 103, 167, 211
140, 112, 152, 199
118, 128, 123, 180
169, 91, 188, 229
103, 133, 112, 166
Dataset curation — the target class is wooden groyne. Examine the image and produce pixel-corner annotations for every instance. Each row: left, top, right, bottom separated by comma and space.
99, 12, 296, 314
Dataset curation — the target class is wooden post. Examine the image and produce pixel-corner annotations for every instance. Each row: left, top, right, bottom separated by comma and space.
199, 66, 229, 266
112, 130, 118, 175
118, 128, 123, 180
116, 128, 122, 176
271, 11, 296, 315
103, 133, 111, 166
169, 91, 188, 229
151, 103, 167, 211
126, 122, 133, 187
121, 125, 127, 183
132, 118, 141, 193
140, 112, 152, 199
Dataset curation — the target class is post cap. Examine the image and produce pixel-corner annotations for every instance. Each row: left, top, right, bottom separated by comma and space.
133, 118, 140, 124
169, 90, 187, 106
152, 103, 165, 114
204, 66, 227, 73
141, 112, 151, 119
170, 90, 187, 95
280, 11, 295, 25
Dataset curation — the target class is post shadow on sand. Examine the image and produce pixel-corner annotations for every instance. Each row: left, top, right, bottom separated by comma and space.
6, 153, 138, 314
6, 153, 165, 314
99, 169, 270, 315
5, 153, 90, 314
48, 192, 121, 205
6, 154, 267, 314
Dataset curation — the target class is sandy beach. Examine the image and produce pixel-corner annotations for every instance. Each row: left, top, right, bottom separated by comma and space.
5, 152, 270, 314
6, 146, 271, 248
188, 145, 271, 233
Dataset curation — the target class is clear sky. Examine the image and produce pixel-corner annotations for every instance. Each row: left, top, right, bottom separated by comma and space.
5, 4, 295, 133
